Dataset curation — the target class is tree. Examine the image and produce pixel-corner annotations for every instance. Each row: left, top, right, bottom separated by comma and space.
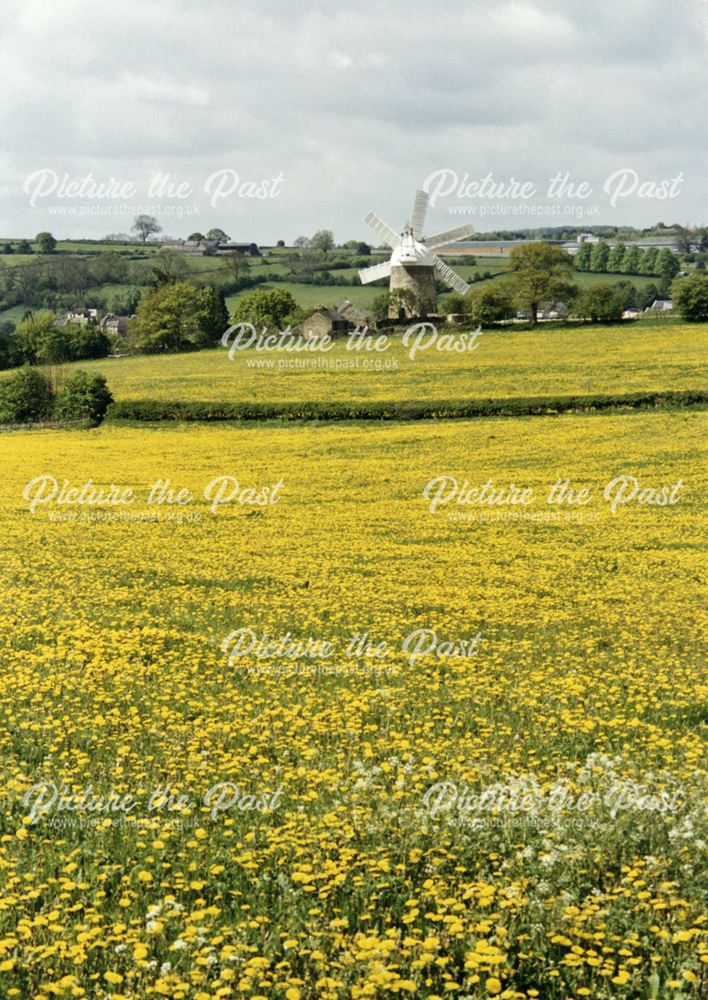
0, 321, 16, 369
0, 366, 54, 423
371, 292, 392, 322
640, 247, 659, 275
150, 248, 189, 287
657, 249, 680, 283
131, 214, 162, 243
638, 282, 660, 310
614, 280, 640, 309
91, 252, 129, 284
671, 273, 708, 321
311, 230, 335, 254
467, 284, 514, 326
621, 245, 642, 274
389, 287, 420, 319
36, 231, 57, 253
675, 227, 692, 254
439, 292, 469, 315
67, 325, 111, 361
607, 242, 626, 272
508, 242, 574, 324
2, 243, 14, 255
198, 286, 229, 343
230, 288, 300, 332
293, 236, 311, 249
206, 228, 229, 243
188, 232, 206, 242
356, 242, 371, 256
17, 240, 32, 254
55, 370, 113, 423
15, 310, 58, 364
50, 257, 93, 302
575, 243, 593, 270
221, 252, 250, 285
589, 241, 610, 272
107, 288, 141, 315
37, 326, 75, 365
573, 284, 625, 323
129, 282, 214, 353
276, 240, 286, 248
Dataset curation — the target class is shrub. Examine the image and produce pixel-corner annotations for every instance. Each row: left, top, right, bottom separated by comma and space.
0, 367, 54, 423
55, 371, 113, 424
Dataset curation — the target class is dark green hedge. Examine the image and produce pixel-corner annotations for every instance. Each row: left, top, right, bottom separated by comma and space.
106, 390, 707, 424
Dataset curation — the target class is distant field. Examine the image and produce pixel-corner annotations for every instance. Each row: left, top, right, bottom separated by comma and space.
0, 242, 669, 326
8, 322, 703, 405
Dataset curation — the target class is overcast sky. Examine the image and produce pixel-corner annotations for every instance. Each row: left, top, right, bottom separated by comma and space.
1, 0, 707, 242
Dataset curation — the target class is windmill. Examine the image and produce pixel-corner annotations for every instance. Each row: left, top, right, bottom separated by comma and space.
358, 189, 474, 318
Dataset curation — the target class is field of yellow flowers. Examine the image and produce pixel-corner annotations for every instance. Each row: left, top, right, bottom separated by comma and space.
3, 321, 704, 405
0, 411, 706, 999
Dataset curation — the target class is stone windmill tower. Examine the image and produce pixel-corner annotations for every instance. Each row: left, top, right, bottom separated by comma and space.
358, 189, 474, 318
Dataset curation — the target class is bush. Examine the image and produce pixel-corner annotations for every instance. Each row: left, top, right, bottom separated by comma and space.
55, 371, 113, 424
106, 390, 706, 424
0, 367, 54, 423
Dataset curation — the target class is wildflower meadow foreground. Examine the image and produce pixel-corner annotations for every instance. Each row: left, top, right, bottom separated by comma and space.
0, 412, 705, 999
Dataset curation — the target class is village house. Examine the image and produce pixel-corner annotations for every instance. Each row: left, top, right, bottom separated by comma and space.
66, 307, 98, 325
100, 313, 134, 337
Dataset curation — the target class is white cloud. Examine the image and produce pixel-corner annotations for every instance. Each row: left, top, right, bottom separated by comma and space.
0, 0, 706, 240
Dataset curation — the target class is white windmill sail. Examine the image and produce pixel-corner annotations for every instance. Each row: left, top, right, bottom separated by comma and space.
360, 192, 474, 307
359, 259, 393, 284
432, 255, 470, 295
410, 190, 429, 239
425, 224, 475, 251
364, 212, 400, 249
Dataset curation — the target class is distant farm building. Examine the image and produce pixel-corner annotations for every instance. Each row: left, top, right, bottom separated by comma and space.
170, 239, 220, 255
647, 299, 674, 312
218, 242, 260, 256
165, 239, 260, 257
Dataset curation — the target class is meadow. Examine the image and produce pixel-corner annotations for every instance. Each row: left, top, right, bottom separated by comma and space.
5, 322, 703, 407
0, 410, 705, 999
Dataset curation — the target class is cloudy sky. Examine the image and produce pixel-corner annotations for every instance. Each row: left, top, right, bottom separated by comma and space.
1, 0, 707, 242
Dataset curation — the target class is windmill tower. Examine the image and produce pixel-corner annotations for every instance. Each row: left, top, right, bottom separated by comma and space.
358, 190, 474, 318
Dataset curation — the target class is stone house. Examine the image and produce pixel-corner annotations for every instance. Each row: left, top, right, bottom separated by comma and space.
100, 313, 134, 337
296, 300, 375, 339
